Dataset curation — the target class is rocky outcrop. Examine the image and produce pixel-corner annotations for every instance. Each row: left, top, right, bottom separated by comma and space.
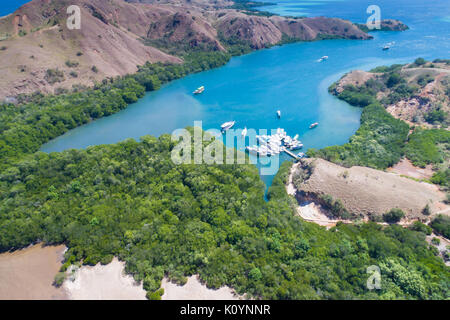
356, 19, 409, 32
331, 62, 450, 127
216, 13, 371, 49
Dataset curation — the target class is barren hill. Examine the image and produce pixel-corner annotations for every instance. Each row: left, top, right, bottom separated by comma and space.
291, 158, 448, 220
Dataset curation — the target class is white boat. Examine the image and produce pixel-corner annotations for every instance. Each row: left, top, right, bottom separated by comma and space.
382, 42, 394, 51
289, 143, 303, 150
242, 127, 247, 137
297, 152, 305, 158
318, 56, 329, 62
309, 122, 319, 129
193, 86, 205, 94
277, 110, 281, 118
221, 121, 235, 132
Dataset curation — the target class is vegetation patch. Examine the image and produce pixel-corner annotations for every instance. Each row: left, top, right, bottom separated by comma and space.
45, 68, 65, 84
383, 209, 405, 224
308, 103, 409, 169
430, 215, 450, 239
405, 128, 450, 167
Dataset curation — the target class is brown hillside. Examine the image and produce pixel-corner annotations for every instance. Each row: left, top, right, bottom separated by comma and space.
0, 0, 181, 98
291, 158, 448, 220
0, 0, 405, 99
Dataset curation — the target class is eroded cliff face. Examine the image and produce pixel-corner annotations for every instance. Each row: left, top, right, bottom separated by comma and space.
0, 0, 402, 98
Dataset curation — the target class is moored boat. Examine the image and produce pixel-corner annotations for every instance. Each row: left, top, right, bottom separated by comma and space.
242, 127, 247, 137
221, 121, 235, 132
193, 86, 205, 94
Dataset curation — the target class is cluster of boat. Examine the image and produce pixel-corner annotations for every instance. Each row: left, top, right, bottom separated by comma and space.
246, 128, 303, 157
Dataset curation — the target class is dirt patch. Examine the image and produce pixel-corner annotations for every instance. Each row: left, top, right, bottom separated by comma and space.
387, 158, 434, 180
295, 201, 340, 227
0, 244, 67, 300
161, 275, 241, 300
63, 258, 147, 300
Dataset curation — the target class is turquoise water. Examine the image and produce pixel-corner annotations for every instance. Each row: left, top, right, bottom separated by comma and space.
0, 0, 30, 17
40, 0, 450, 187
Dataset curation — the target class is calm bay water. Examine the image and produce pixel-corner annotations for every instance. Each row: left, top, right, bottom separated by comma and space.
39, 0, 450, 187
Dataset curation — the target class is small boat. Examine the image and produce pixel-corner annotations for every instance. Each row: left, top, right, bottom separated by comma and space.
309, 122, 319, 129
382, 42, 393, 51
289, 142, 303, 150
297, 152, 305, 158
277, 110, 281, 118
318, 56, 329, 62
193, 86, 205, 94
221, 121, 235, 132
242, 127, 247, 137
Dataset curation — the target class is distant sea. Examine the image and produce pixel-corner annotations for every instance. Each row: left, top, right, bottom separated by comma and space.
0, 0, 30, 17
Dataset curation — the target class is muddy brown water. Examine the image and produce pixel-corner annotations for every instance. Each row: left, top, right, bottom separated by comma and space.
0, 244, 68, 300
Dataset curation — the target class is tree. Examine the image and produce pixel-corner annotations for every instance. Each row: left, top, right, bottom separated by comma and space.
249, 268, 262, 281
383, 208, 405, 223
414, 57, 426, 66
386, 73, 402, 88
422, 204, 431, 216
409, 221, 432, 235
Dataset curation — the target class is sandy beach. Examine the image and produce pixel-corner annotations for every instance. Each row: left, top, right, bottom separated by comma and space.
63, 258, 147, 300
0, 244, 67, 300
161, 275, 240, 300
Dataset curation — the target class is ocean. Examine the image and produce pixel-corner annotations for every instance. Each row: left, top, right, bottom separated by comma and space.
0, 0, 30, 17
